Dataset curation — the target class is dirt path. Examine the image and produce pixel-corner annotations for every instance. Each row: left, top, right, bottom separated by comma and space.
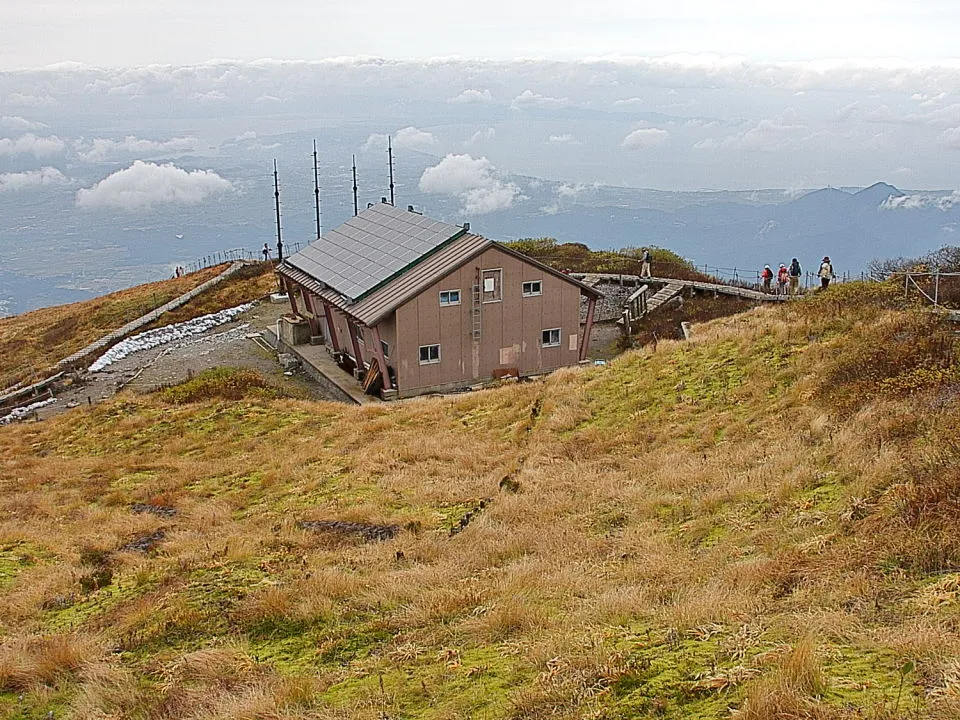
37, 302, 338, 419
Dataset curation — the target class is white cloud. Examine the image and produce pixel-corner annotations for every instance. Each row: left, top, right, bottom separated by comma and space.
0, 133, 65, 157
75, 161, 232, 211
720, 118, 808, 151
0, 115, 45, 131
448, 89, 492, 104
547, 133, 577, 145
0, 167, 69, 192
511, 89, 570, 110
363, 126, 436, 153
612, 97, 644, 108
75, 135, 199, 162
691, 137, 719, 151
466, 127, 496, 145
621, 127, 669, 150
881, 191, 960, 211
394, 126, 437, 151
419, 154, 522, 214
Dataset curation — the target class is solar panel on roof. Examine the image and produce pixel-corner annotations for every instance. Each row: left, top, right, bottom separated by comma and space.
284, 203, 465, 301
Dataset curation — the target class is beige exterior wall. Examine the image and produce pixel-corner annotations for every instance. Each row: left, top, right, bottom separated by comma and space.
392, 246, 583, 396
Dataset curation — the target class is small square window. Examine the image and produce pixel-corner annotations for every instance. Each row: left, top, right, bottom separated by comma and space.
522, 280, 542, 297
541, 328, 561, 347
419, 344, 441, 364
380, 340, 389, 358
439, 289, 461, 306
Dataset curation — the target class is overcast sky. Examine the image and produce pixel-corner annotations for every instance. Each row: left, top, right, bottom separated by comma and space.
3, 1, 960, 68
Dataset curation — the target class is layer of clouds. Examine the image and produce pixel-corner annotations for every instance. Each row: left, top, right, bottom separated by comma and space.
448, 89, 492, 104
0, 167, 69, 192
419, 154, 522, 214
621, 127, 669, 150
0, 134, 66, 157
75, 135, 200, 162
75, 161, 232, 211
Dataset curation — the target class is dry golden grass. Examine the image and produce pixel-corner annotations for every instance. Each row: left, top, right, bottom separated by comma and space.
0, 261, 277, 389
0, 265, 224, 388
0, 281, 958, 718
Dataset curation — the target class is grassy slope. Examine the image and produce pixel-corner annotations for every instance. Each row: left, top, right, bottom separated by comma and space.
1, 283, 959, 719
0, 263, 278, 390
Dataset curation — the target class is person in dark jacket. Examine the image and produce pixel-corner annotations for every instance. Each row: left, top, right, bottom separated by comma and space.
788, 258, 802, 295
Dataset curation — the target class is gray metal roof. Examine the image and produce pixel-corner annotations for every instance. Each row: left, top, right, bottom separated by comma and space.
278, 233, 603, 327
284, 202, 466, 301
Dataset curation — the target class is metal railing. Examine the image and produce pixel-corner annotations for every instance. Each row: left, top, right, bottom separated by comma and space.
185, 242, 306, 273
889, 271, 960, 308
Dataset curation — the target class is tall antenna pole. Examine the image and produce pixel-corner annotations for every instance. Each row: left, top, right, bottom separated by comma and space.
313, 140, 322, 239
352, 154, 359, 217
388, 135, 395, 206
273, 159, 283, 262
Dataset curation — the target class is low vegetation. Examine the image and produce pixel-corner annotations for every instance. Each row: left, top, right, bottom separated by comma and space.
0, 262, 277, 390
506, 238, 712, 282
1, 279, 959, 718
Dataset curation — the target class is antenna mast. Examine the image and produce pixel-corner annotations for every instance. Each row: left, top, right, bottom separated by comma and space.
388, 136, 395, 206
352, 155, 359, 217
313, 140, 322, 239
273, 159, 283, 261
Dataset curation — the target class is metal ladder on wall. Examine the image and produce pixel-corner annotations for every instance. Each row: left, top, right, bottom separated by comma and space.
472, 269, 482, 340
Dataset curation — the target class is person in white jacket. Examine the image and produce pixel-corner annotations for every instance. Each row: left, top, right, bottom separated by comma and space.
818, 256, 835, 290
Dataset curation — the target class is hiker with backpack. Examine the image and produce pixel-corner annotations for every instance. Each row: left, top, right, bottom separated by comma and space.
818, 256, 835, 290
640, 248, 652, 279
788, 258, 802, 295
761, 265, 774, 293
777, 264, 789, 295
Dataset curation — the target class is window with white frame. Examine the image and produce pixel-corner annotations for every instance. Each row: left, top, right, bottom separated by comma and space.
419, 344, 441, 364
541, 328, 561, 347
482, 268, 502, 302
439, 289, 461, 306
522, 280, 542, 297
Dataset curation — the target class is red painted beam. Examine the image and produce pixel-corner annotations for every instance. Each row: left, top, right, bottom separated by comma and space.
347, 320, 364, 372
370, 325, 393, 391
323, 303, 341, 352
579, 295, 597, 362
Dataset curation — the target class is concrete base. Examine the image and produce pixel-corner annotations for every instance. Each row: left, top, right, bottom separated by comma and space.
270, 331, 378, 405
278, 316, 312, 346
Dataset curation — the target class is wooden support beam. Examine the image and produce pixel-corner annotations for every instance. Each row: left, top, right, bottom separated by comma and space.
347, 321, 364, 373
370, 325, 393, 391
283, 278, 299, 315
323, 303, 341, 352
303, 293, 320, 337
579, 295, 597, 362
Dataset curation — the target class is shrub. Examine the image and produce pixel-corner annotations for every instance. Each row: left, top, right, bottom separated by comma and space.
159, 367, 283, 404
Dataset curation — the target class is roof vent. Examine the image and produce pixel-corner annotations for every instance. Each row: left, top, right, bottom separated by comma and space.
462, 222, 470, 232
407, 205, 415, 212
381, 197, 387, 203
367, 202, 374, 209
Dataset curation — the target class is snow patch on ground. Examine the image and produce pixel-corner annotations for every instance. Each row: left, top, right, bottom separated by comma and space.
89, 303, 254, 372
1, 397, 57, 425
